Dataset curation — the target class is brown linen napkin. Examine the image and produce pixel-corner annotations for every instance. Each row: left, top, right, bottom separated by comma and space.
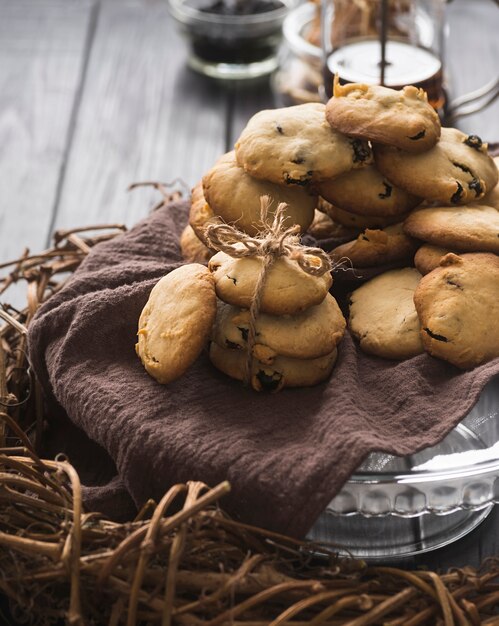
28, 200, 499, 538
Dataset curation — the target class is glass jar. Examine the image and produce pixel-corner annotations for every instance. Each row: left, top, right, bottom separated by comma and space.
169, 0, 298, 80
321, 0, 447, 114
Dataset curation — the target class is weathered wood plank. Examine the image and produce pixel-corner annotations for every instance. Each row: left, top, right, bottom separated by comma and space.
52, 2, 227, 233
228, 78, 276, 149
0, 0, 94, 264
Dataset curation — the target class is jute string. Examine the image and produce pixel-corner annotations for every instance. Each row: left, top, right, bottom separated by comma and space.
204, 196, 332, 388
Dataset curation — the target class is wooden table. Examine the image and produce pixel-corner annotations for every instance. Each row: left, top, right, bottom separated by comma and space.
0, 0, 498, 575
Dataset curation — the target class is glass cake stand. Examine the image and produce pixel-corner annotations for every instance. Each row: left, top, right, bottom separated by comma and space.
307, 376, 499, 559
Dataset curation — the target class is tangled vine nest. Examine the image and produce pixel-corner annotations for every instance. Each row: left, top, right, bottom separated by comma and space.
0, 202, 499, 625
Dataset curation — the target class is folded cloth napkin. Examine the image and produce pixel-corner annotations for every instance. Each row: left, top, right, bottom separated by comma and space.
28, 200, 499, 537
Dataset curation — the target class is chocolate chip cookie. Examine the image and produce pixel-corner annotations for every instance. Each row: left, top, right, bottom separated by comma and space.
235, 103, 372, 186
208, 251, 332, 315
213, 293, 345, 361
202, 152, 316, 236
318, 163, 421, 217
375, 128, 498, 205
349, 267, 424, 360
330, 223, 418, 268
326, 78, 441, 153
403, 196, 499, 254
210, 341, 338, 391
414, 253, 499, 369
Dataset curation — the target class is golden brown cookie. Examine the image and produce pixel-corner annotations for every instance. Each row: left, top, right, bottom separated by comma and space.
136, 264, 217, 384
318, 163, 421, 217
180, 225, 214, 264
414, 244, 453, 275
202, 152, 316, 235
403, 196, 499, 254
414, 253, 499, 369
349, 267, 424, 360
326, 78, 441, 153
208, 251, 332, 316
213, 293, 345, 361
210, 342, 338, 391
235, 103, 372, 186
189, 182, 221, 246
375, 128, 498, 205
330, 223, 419, 268
322, 201, 409, 229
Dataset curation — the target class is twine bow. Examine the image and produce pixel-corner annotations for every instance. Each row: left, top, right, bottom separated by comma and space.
204, 196, 332, 390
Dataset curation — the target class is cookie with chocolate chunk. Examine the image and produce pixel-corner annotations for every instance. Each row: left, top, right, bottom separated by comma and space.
235, 103, 372, 186
414, 253, 499, 369
326, 78, 441, 153
210, 342, 337, 391
349, 267, 424, 360
318, 163, 421, 217
136, 264, 217, 384
375, 128, 498, 205
208, 251, 332, 316
330, 223, 418, 268
202, 152, 315, 236
403, 186, 499, 254
213, 293, 345, 361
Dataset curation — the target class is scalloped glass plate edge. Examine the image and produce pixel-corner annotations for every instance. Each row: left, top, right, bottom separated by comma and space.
306, 377, 499, 559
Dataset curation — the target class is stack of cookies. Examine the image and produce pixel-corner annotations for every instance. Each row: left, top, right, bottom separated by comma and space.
137, 241, 346, 390
206, 236, 346, 391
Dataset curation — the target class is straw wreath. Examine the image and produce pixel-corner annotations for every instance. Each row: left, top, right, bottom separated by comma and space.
0, 189, 498, 625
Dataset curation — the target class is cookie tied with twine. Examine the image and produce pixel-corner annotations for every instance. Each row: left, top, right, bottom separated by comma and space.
205, 196, 333, 390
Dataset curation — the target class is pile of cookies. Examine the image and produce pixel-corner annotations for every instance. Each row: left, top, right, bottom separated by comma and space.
167, 76, 498, 384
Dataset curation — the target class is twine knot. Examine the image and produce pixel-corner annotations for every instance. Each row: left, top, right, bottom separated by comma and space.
204, 196, 333, 390
205, 195, 332, 277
